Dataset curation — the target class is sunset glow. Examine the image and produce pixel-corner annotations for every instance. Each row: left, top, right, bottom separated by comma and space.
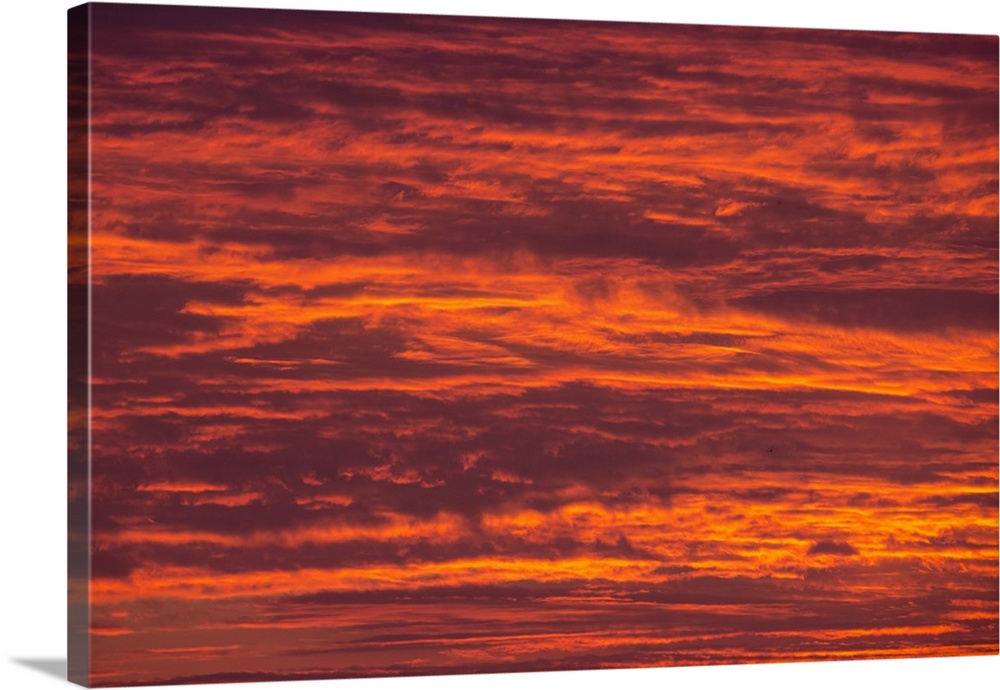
69, 3, 998, 686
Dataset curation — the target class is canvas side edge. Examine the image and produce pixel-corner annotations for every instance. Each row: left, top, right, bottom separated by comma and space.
68, 3, 92, 687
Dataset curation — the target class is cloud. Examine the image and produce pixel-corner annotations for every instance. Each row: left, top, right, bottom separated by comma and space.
808, 540, 859, 556
732, 288, 999, 333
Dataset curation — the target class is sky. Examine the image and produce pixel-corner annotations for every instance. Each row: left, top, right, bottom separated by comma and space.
68, 3, 997, 686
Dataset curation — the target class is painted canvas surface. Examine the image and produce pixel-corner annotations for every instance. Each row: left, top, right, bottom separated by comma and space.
68, 2, 999, 687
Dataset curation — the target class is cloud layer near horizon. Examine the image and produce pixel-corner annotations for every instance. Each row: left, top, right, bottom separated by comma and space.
74, 5, 997, 686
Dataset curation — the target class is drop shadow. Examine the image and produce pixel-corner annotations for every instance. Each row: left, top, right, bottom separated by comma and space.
12, 658, 67, 681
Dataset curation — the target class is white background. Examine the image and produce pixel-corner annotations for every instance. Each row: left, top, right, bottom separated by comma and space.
1, 1, 997, 689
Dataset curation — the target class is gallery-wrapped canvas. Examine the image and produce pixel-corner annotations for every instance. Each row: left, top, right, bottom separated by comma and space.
68, 2, 999, 687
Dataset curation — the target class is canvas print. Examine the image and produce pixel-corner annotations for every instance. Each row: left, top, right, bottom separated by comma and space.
68, 2, 999, 687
